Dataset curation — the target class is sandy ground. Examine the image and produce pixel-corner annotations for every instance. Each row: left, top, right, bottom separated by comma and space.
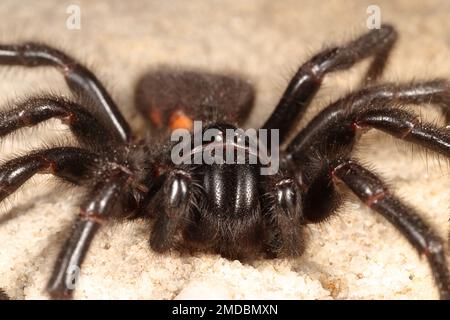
0, 0, 449, 299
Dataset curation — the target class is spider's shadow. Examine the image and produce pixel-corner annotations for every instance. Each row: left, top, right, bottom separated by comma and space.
0, 191, 55, 226
0, 182, 77, 226
0, 185, 81, 299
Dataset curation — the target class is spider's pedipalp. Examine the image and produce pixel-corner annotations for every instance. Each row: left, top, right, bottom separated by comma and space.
148, 169, 192, 253
261, 175, 305, 257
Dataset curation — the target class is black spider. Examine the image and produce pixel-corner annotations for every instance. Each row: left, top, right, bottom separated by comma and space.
0, 24, 449, 300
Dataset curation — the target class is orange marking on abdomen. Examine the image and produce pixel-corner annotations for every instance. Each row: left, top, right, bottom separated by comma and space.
148, 109, 163, 128
169, 109, 193, 131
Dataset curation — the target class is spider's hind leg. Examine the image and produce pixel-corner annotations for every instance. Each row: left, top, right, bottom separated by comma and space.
134, 68, 255, 132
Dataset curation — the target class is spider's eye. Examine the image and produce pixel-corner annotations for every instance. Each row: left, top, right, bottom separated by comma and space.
202, 123, 237, 133
200, 123, 237, 144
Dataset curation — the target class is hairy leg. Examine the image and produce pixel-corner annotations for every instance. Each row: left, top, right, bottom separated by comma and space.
285, 82, 450, 221
0, 43, 131, 142
286, 80, 450, 160
0, 97, 114, 148
0, 147, 98, 202
263, 24, 397, 144
331, 159, 450, 299
47, 169, 130, 298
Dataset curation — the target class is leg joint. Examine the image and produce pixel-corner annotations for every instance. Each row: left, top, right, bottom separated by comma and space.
424, 237, 445, 257
79, 210, 106, 224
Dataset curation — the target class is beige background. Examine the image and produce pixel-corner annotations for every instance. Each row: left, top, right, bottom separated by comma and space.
0, 0, 449, 299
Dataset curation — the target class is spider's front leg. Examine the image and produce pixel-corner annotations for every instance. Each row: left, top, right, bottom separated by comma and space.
331, 159, 450, 299
263, 24, 397, 144
0, 43, 130, 142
